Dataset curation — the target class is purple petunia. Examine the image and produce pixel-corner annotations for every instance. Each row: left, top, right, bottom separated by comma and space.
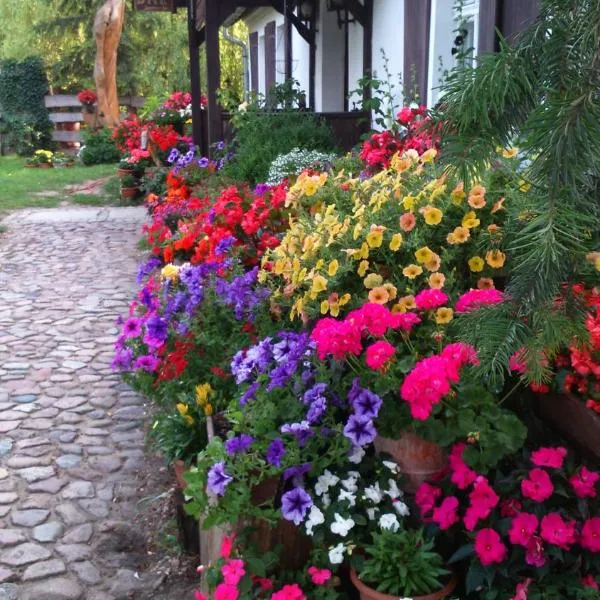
136, 257, 162, 284
343, 414, 376, 447
303, 383, 328, 405
111, 347, 133, 371
283, 462, 312, 483
198, 157, 210, 168
133, 354, 160, 373
281, 421, 313, 446
207, 462, 233, 496
348, 378, 382, 420
145, 314, 169, 343
254, 183, 270, 196
225, 434, 254, 456
167, 148, 180, 164
281, 487, 313, 525
306, 397, 327, 424
240, 382, 260, 406
266, 438, 285, 467
122, 317, 142, 339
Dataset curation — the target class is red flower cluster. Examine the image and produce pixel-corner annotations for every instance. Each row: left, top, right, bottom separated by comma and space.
163, 91, 192, 110
112, 114, 143, 153
77, 89, 97, 105
149, 125, 181, 152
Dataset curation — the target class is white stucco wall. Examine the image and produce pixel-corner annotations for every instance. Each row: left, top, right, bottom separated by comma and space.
315, 7, 346, 112
347, 21, 364, 110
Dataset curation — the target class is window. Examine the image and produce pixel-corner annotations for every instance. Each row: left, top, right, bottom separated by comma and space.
427, 0, 480, 106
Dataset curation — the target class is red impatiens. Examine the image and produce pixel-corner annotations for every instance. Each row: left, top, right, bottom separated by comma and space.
521, 468, 554, 503
475, 528, 507, 566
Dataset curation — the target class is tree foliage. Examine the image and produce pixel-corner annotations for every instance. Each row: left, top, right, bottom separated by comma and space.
434, 0, 600, 386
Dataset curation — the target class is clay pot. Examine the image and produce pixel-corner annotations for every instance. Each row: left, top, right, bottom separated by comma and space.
117, 167, 136, 177
173, 459, 188, 490
350, 570, 457, 600
374, 432, 447, 492
536, 393, 600, 462
120, 186, 139, 200
39, 162, 53, 169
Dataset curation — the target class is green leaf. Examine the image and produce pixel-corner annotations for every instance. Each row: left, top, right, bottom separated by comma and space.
448, 543, 475, 564
466, 562, 486, 594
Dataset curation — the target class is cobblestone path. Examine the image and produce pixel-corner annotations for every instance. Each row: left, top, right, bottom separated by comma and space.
0, 208, 166, 600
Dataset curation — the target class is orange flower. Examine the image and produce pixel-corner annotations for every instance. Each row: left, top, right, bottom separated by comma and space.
448, 226, 470, 245
491, 197, 505, 213
468, 194, 486, 209
399, 213, 416, 232
486, 250, 506, 268
477, 278, 495, 290
429, 272, 446, 289
424, 253, 441, 272
368, 287, 390, 304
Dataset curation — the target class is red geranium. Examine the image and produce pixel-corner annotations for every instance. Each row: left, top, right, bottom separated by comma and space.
77, 89, 97, 105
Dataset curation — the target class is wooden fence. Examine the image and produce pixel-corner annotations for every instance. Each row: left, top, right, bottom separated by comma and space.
44, 95, 145, 145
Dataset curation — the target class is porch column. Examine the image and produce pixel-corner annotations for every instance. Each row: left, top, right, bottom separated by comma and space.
205, 0, 221, 152
362, 0, 373, 102
188, 0, 204, 150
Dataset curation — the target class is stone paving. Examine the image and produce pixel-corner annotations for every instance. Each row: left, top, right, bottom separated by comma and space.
0, 207, 166, 599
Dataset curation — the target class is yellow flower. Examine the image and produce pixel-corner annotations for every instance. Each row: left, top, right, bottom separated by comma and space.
448, 226, 470, 245
328, 260, 339, 277
359, 243, 369, 259
422, 205, 443, 225
353, 222, 363, 240
403, 264, 423, 279
161, 264, 180, 282
402, 195, 415, 211
320, 299, 330, 314
421, 148, 438, 163
451, 182, 466, 205
502, 147, 518, 158
468, 256, 485, 272
304, 178, 318, 196
462, 211, 481, 229
519, 179, 531, 193
468, 193, 486, 209
596, 256, 600, 271
203, 403, 213, 416
486, 250, 506, 268
389, 233, 403, 251
435, 307, 454, 324
195, 383, 212, 406
424, 253, 441, 272
398, 295, 417, 310
368, 287, 390, 304
176, 403, 194, 425
383, 283, 397, 300
366, 227, 384, 248
310, 275, 328, 296
364, 273, 383, 289
429, 272, 446, 289
446, 233, 456, 244
357, 260, 369, 277
415, 246, 434, 264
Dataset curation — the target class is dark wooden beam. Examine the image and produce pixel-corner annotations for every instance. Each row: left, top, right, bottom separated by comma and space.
362, 0, 373, 102
270, 0, 311, 43
188, 0, 204, 150
284, 0, 293, 80
346, 0, 366, 27
403, 0, 431, 103
478, 0, 499, 54
205, 0, 222, 152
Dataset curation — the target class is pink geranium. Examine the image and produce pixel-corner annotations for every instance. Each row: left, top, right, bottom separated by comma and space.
530, 446, 567, 469
441, 343, 479, 368
365, 341, 396, 370
221, 559, 245, 586
311, 318, 362, 360
347, 302, 392, 337
540, 513, 577, 551
521, 468, 554, 502
474, 528, 507, 566
271, 584, 307, 600
307, 566, 332, 585
415, 289, 449, 310
389, 311, 421, 332
455, 289, 504, 313
509, 512, 539, 547
215, 583, 239, 600
580, 518, 600, 553
570, 466, 599, 498
432, 496, 460, 530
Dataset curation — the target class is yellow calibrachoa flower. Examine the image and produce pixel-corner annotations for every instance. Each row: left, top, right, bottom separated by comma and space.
383, 283, 397, 300
368, 287, 390, 304
429, 272, 446, 289
366, 226, 385, 248
424, 253, 441, 272
364, 273, 383, 289
311, 274, 328, 294
486, 250, 506, 268
462, 211, 481, 229
195, 383, 212, 406
491, 198, 505, 214
422, 205, 443, 225
304, 179, 318, 196
468, 256, 485, 272
519, 179, 531, 192
328, 260, 339, 277
421, 148, 438, 163
403, 264, 423, 279
415, 246, 434, 264
389, 233, 403, 251
161, 264, 180, 282
359, 243, 369, 259
451, 182, 466, 205
447, 226, 470, 245
596, 257, 600, 272
203, 403, 214, 416
358, 260, 369, 277
435, 307, 454, 324
353, 222, 363, 240
468, 185, 486, 209
502, 147, 518, 159
320, 300, 330, 314
396, 294, 417, 312
402, 195, 415, 211
176, 403, 194, 425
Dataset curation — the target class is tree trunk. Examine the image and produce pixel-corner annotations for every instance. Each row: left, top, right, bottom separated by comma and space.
94, 0, 125, 128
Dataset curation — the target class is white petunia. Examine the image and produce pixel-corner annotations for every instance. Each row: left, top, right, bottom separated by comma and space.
379, 513, 400, 532
363, 483, 383, 504
393, 500, 410, 517
322, 493, 331, 508
315, 470, 340, 496
338, 489, 356, 507
328, 543, 345, 565
348, 445, 365, 464
305, 505, 325, 536
330, 513, 355, 537
385, 479, 403, 500
341, 471, 360, 492
382, 460, 400, 474
366, 508, 377, 521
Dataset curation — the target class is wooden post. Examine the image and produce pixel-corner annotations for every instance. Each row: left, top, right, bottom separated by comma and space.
308, 20, 316, 110
362, 0, 373, 103
205, 0, 221, 153
284, 0, 293, 81
188, 0, 204, 150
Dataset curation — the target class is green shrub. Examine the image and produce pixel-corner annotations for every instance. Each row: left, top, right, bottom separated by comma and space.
222, 109, 336, 185
79, 128, 121, 165
0, 57, 53, 155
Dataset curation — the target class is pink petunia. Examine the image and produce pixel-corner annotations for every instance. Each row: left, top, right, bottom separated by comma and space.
365, 341, 396, 370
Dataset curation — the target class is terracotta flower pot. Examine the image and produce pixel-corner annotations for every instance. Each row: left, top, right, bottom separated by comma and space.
374, 432, 447, 492
39, 162, 53, 169
536, 393, 600, 462
121, 186, 139, 200
117, 167, 136, 177
350, 569, 457, 600
173, 459, 188, 490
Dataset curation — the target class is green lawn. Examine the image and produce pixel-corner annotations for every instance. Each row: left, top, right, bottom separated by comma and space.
0, 155, 118, 211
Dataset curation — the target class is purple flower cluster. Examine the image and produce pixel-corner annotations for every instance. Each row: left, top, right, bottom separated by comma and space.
281, 487, 312, 525
342, 378, 381, 447
225, 434, 254, 456
213, 268, 270, 321
136, 257, 162, 284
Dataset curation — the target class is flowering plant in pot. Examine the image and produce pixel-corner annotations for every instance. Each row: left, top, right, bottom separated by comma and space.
350, 527, 456, 600
118, 149, 153, 176
77, 88, 97, 112
415, 445, 600, 598
120, 173, 139, 199
27, 149, 54, 167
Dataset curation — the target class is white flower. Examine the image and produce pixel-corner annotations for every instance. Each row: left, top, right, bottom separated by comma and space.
379, 513, 400, 532
338, 489, 356, 507
238, 101, 249, 112
393, 500, 410, 517
384, 479, 403, 500
382, 460, 400, 474
341, 471, 360, 492
321, 493, 331, 508
328, 543, 345, 564
315, 470, 340, 496
366, 508, 377, 521
305, 505, 325, 536
348, 445, 365, 464
330, 513, 355, 537
363, 483, 383, 504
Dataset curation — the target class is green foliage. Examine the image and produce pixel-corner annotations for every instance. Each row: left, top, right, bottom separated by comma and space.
0, 57, 53, 155
150, 410, 208, 466
357, 528, 450, 597
432, 0, 600, 387
79, 128, 120, 165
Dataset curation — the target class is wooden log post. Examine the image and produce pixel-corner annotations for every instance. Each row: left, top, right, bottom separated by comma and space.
94, 0, 126, 128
